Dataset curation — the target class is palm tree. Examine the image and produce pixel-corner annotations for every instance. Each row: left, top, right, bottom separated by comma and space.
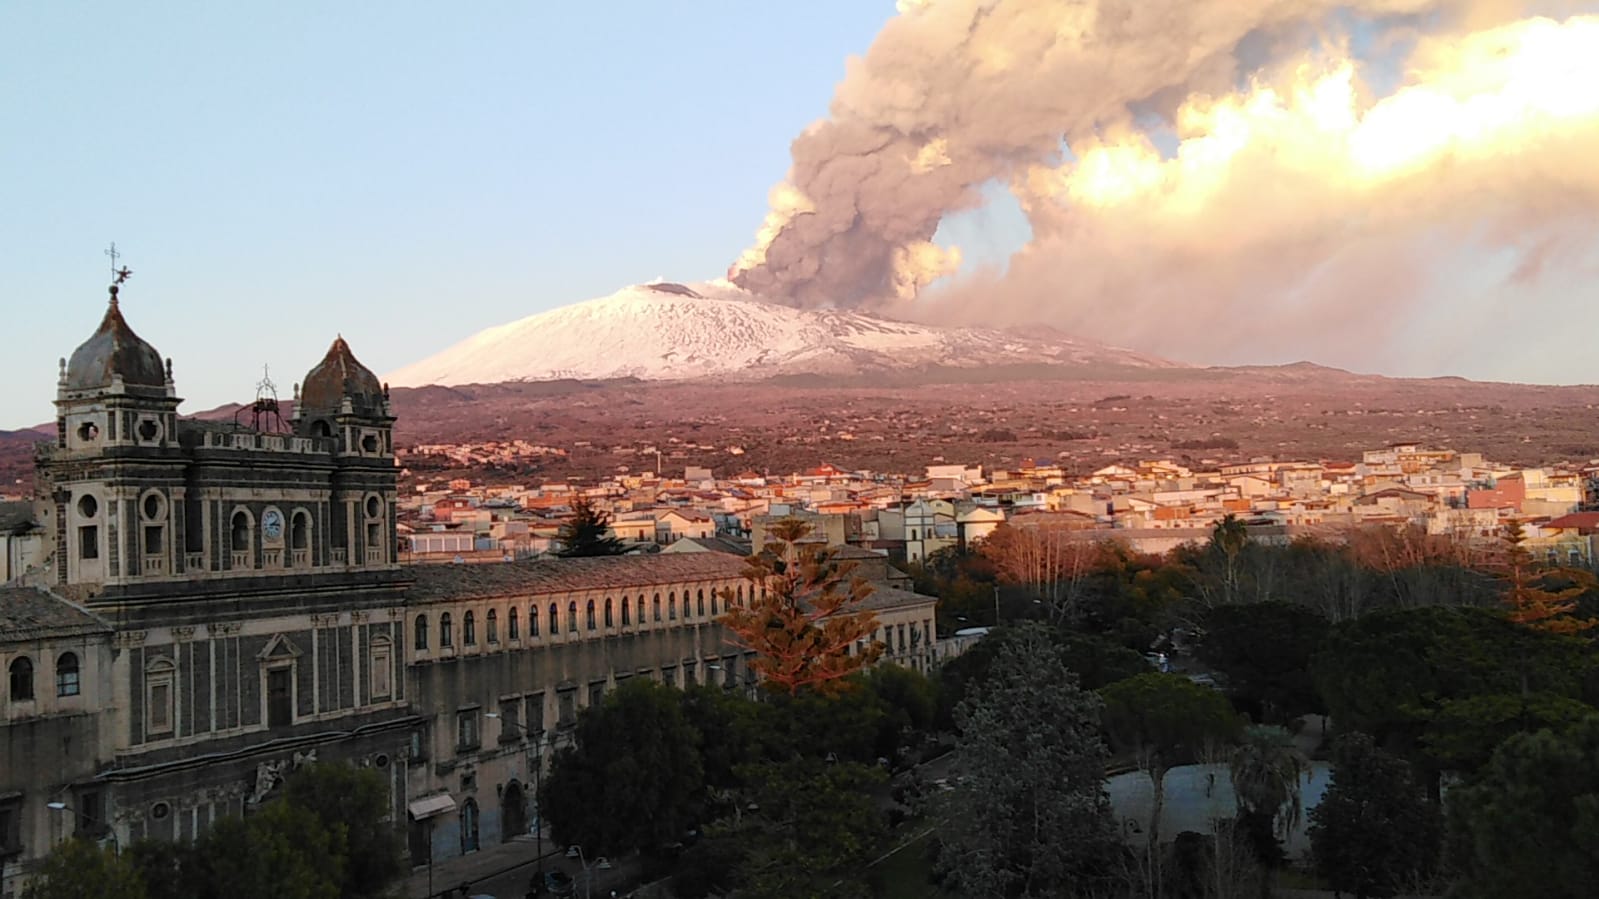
1230, 725, 1309, 895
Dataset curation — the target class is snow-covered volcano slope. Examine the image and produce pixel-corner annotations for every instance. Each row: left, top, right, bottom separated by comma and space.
385, 280, 1183, 387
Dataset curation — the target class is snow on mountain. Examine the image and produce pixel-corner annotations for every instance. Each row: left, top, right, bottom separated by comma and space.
385, 280, 1182, 387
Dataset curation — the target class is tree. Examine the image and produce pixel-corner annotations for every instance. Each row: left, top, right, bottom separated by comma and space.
1100, 673, 1240, 899
1447, 714, 1599, 898
1493, 521, 1597, 635
717, 518, 882, 696
187, 801, 344, 899
1307, 733, 1440, 899
1198, 601, 1329, 724
278, 762, 405, 898
725, 757, 886, 899
1230, 725, 1308, 895
22, 837, 147, 899
541, 679, 704, 855
557, 495, 626, 557
938, 623, 1120, 898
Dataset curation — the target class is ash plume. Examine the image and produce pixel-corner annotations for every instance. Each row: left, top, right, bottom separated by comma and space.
729, 0, 1599, 378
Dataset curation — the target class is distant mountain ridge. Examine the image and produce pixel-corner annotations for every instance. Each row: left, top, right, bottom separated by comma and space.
384, 280, 1184, 388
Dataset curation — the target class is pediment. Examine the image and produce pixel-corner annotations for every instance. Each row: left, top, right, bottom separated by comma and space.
256, 633, 304, 662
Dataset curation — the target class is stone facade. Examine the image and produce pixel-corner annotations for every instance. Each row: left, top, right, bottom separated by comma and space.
0, 282, 943, 895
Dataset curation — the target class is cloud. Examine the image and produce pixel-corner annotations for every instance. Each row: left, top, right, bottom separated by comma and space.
729, 1, 1599, 378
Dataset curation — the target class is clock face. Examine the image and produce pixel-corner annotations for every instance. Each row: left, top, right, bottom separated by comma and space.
262, 510, 284, 540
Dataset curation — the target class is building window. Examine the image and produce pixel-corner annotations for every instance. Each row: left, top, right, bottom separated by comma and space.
712, 590, 719, 616
637, 596, 645, 625
266, 666, 293, 728
457, 708, 481, 750
527, 605, 538, 637
370, 637, 392, 700
291, 511, 310, 552
653, 594, 662, 622
488, 609, 500, 643
507, 607, 519, 640
8, 657, 34, 701
588, 681, 605, 707
737, 585, 745, 607
557, 690, 576, 728
586, 600, 596, 631
55, 652, 80, 697
497, 699, 521, 743
463, 611, 477, 646
621, 597, 630, 626
440, 613, 454, 648
568, 601, 578, 633
668, 592, 677, 620
414, 614, 429, 651
525, 692, 545, 736
697, 589, 706, 617
147, 659, 176, 735
231, 510, 252, 552
73, 789, 106, 838
604, 598, 614, 628
548, 603, 558, 634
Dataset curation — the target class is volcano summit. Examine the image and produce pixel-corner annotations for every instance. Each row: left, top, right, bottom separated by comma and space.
384, 281, 1182, 388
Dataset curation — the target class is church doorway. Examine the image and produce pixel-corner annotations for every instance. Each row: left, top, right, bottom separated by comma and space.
501, 780, 527, 842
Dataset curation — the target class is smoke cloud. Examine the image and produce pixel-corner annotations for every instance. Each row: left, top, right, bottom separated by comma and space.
730, 0, 1599, 377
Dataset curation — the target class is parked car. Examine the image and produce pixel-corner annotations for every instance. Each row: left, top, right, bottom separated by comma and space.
542, 870, 575, 897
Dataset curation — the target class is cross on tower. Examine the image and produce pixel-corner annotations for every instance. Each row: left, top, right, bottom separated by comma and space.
105, 242, 132, 285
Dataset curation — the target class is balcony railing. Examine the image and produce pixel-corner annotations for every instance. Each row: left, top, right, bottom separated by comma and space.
365, 547, 384, 565
185, 552, 206, 572
261, 548, 282, 568
141, 555, 165, 575
331, 548, 347, 565
291, 548, 310, 567
230, 550, 252, 570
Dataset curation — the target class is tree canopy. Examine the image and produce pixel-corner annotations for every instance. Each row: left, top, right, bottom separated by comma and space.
1199, 601, 1329, 724
22, 837, 146, 899
939, 623, 1119, 898
557, 495, 626, 557
1307, 733, 1440, 899
542, 678, 704, 855
717, 518, 882, 695
1447, 714, 1599, 898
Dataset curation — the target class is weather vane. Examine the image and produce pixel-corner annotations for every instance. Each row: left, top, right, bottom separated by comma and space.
105, 242, 132, 286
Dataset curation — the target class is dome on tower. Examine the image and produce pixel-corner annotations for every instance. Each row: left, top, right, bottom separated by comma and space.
299, 336, 386, 418
64, 287, 167, 393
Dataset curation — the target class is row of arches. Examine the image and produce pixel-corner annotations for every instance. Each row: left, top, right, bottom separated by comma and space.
413, 584, 750, 652
6, 652, 80, 703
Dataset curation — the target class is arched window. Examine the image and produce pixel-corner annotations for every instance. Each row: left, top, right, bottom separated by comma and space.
548, 603, 558, 634
146, 658, 176, 735
586, 600, 597, 631
668, 592, 677, 620
290, 510, 311, 557
697, 589, 706, 617
508, 607, 519, 641
486, 609, 499, 643
8, 657, 34, 701
621, 596, 631, 626
414, 614, 429, 650
440, 613, 454, 648
653, 594, 662, 622
530, 605, 540, 637
637, 596, 645, 625
711, 589, 719, 616
231, 510, 252, 552
604, 598, 614, 628
737, 585, 745, 607
568, 600, 579, 633
463, 612, 476, 645
55, 652, 81, 697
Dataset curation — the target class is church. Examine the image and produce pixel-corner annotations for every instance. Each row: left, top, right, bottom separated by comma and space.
0, 275, 939, 897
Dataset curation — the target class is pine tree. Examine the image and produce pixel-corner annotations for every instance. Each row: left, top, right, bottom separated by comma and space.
557, 495, 626, 557
1495, 522, 1595, 635
716, 518, 882, 696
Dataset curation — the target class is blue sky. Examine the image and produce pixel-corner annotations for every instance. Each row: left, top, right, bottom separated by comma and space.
0, 1, 901, 428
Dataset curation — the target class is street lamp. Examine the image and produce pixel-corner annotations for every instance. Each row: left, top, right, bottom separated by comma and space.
566, 845, 592, 899
46, 802, 118, 853
485, 712, 545, 885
